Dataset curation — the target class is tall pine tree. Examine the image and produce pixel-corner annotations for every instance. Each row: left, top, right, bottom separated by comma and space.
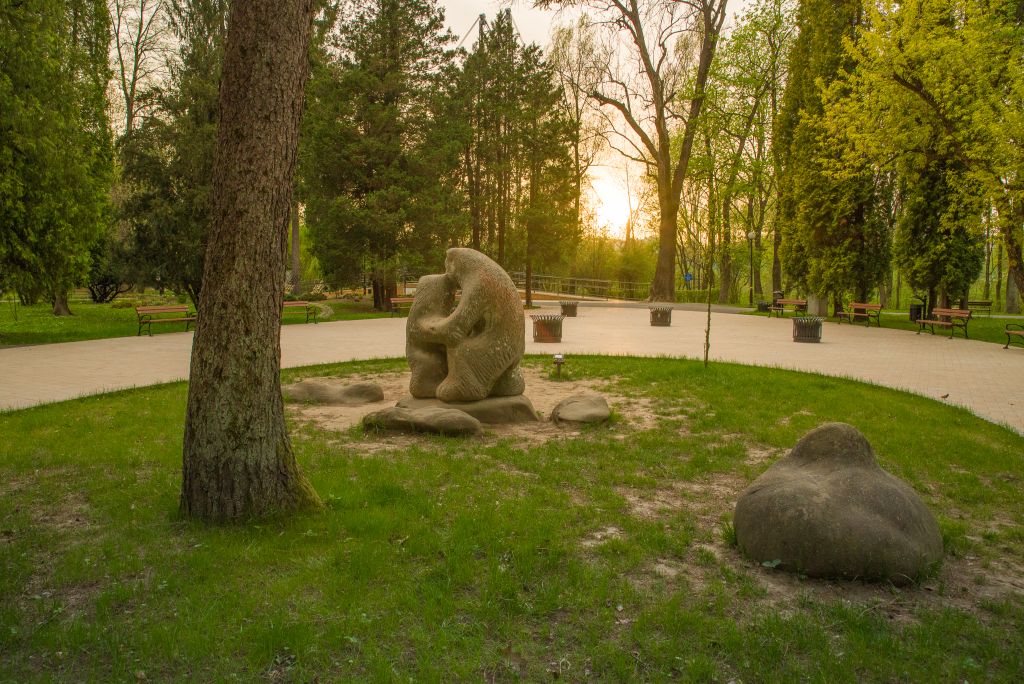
298, 0, 458, 307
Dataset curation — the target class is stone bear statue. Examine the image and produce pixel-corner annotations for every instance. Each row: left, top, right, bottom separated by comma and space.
406, 248, 525, 402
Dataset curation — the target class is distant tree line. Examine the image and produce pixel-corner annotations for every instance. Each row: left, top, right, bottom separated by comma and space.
3, 0, 1022, 313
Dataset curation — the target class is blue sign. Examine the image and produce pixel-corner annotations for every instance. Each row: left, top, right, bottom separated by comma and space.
684, 273, 694, 282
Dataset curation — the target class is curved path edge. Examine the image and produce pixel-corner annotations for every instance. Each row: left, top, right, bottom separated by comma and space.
1, 307, 1021, 434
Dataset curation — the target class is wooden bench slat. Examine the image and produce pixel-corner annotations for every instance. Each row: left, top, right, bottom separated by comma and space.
282, 300, 318, 323
768, 299, 807, 318
917, 308, 971, 339
136, 305, 196, 337
837, 302, 883, 327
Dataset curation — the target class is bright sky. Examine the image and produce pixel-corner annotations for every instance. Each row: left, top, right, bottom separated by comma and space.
437, 0, 755, 239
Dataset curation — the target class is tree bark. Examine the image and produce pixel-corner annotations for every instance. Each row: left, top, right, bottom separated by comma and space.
1008, 266, 1021, 314
181, 0, 320, 522
52, 290, 72, 316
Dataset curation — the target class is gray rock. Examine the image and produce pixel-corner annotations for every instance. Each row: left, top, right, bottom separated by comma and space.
361, 407, 482, 436
284, 380, 385, 406
396, 394, 539, 424
734, 422, 943, 584
406, 248, 525, 402
552, 395, 611, 425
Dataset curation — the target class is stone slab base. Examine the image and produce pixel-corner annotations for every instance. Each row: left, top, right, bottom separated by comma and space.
396, 394, 540, 424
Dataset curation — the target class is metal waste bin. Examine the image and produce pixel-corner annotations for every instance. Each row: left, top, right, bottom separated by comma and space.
531, 314, 564, 342
792, 316, 823, 343
559, 300, 578, 317
909, 303, 924, 323
649, 306, 672, 326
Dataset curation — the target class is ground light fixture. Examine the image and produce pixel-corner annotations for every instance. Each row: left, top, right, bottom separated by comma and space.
553, 353, 565, 377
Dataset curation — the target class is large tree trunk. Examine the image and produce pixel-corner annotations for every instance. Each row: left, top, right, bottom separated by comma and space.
289, 202, 302, 294
650, 187, 679, 301
181, 0, 320, 522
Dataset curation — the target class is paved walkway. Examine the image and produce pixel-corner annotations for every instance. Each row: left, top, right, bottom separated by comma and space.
2, 306, 1022, 433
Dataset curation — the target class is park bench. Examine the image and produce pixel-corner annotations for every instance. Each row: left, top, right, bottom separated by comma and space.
283, 300, 318, 324
916, 307, 971, 339
135, 305, 196, 337
968, 300, 992, 317
836, 302, 882, 327
389, 297, 415, 317
768, 298, 807, 318
1005, 324, 1024, 349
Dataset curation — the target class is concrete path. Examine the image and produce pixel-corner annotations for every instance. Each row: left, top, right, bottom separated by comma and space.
2, 306, 1022, 433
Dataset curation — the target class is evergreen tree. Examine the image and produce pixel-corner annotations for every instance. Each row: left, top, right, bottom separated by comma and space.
457, 11, 580, 280
298, 0, 458, 307
119, 0, 227, 305
777, 0, 888, 307
0, 0, 113, 314
181, 0, 320, 521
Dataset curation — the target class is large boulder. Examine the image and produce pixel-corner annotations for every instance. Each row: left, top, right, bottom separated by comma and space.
284, 380, 384, 406
362, 407, 482, 437
551, 395, 610, 425
734, 423, 943, 584
405, 248, 525, 402
396, 395, 539, 424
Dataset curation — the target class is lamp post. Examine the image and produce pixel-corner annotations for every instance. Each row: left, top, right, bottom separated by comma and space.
746, 230, 756, 306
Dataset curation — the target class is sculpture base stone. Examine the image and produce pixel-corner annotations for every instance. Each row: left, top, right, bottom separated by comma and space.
396, 394, 540, 424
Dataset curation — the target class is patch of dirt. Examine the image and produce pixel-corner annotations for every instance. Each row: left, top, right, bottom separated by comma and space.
286, 367, 660, 447
617, 486, 684, 521
581, 525, 623, 549
745, 445, 782, 466
615, 470, 1024, 624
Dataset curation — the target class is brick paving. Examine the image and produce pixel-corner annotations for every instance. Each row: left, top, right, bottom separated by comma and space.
1, 306, 1021, 433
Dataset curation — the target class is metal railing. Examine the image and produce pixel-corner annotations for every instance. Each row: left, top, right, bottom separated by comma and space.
509, 272, 651, 301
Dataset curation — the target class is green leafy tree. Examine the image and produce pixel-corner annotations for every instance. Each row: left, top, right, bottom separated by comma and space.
828, 0, 1024, 307
894, 151, 984, 308
0, 0, 113, 314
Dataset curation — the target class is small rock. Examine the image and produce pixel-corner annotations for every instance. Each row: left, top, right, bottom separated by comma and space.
362, 407, 482, 436
551, 395, 610, 425
284, 380, 384, 406
395, 394, 539, 424
734, 422, 943, 584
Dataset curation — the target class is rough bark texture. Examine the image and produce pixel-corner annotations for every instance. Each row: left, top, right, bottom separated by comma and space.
1008, 266, 1021, 314
51, 291, 72, 316
181, 0, 320, 522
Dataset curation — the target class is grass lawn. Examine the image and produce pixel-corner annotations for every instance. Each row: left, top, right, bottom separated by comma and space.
747, 308, 1018, 346
1, 356, 1022, 681
0, 299, 388, 346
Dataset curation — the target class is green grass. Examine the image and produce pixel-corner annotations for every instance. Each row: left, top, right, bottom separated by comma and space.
747, 308, 1019, 346
1, 356, 1022, 681
0, 299, 388, 346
